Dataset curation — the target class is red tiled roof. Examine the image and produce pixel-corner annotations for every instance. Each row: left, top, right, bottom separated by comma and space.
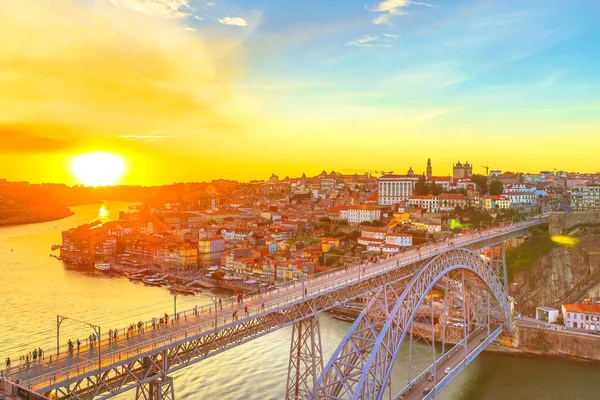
563, 304, 600, 313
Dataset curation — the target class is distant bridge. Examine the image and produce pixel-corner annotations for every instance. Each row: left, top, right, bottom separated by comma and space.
1, 218, 546, 400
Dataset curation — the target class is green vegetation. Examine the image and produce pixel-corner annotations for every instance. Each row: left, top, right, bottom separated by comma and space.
506, 223, 555, 281
413, 174, 445, 196
471, 174, 488, 195
489, 180, 504, 195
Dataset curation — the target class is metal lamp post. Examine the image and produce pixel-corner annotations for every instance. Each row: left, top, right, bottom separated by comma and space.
56, 315, 101, 372
196, 293, 219, 333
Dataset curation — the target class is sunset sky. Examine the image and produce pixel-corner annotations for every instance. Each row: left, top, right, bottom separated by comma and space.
1, 0, 599, 186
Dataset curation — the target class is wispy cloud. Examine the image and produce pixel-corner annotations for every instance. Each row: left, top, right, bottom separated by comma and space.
119, 134, 171, 142
206, 1, 215, 6
347, 34, 396, 48
109, 0, 191, 19
367, 0, 432, 26
184, 26, 196, 31
218, 16, 248, 27
0, 0, 254, 155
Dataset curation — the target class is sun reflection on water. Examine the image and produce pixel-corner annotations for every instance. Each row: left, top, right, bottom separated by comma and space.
98, 204, 108, 220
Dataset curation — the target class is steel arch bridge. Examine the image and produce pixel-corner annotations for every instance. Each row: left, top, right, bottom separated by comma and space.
1, 220, 544, 400
315, 248, 510, 400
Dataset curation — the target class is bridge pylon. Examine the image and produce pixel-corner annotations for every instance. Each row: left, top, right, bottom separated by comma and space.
135, 376, 175, 400
285, 316, 323, 400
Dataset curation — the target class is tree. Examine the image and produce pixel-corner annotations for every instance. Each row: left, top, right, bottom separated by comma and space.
471, 174, 488, 195
489, 180, 504, 196
429, 183, 445, 196
414, 174, 429, 195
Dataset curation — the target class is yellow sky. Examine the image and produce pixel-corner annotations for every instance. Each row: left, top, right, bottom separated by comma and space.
0, 0, 598, 186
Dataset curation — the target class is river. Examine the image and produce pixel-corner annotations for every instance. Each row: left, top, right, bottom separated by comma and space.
0, 202, 598, 399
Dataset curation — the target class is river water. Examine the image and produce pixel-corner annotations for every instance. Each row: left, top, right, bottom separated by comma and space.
1, 202, 598, 399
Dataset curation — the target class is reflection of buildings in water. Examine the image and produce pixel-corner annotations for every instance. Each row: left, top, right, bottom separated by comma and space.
200, 251, 223, 266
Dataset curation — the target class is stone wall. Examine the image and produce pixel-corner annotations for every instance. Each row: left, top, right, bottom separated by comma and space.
549, 211, 600, 236
518, 325, 600, 361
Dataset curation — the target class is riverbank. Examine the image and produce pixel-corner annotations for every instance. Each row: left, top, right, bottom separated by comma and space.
109, 263, 256, 294
0, 208, 74, 226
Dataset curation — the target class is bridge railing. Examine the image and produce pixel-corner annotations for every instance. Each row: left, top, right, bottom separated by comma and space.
12, 220, 542, 392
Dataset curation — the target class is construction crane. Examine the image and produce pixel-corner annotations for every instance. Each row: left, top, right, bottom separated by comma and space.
481, 165, 490, 176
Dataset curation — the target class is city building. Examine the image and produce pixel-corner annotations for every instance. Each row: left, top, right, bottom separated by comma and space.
536, 306, 559, 323
484, 196, 510, 209
345, 205, 381, 223
452, 161, 473, 179
571, 184, 600, 210
378, 171, 419, 206
439, 193, 467, 211
408, 195, 439, 212
385, 233, 413, 247
562, 303, 600, 331
198, 236, 225, 254
505, 192, 537, 206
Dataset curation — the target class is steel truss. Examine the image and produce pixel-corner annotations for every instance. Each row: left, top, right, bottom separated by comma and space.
28, 225, 530, 400
316, 248, 511, 400
40, 260, 430, 400
286, 317, 324, 400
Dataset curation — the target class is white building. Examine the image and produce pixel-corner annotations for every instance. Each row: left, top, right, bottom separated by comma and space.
504, 183, 536, 193
561, 303, 600, 331
506, 192, 537, 206
385, 233, 412, 247
378, 174, 419, 206
344, 205, 381, 223
408, 195, 439, 212
535, 306, 559, 323
571, 184, 600, 211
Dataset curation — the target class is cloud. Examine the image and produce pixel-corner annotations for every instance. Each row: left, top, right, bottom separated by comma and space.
206, 1, 215, 6
367, 0, 432, 26
109, 0, 191, 18
184, 26, 196, 31
218, 16, 248, 27
0, 123, 78, 154
347, 34, 396, 48
0, 0, 255, 155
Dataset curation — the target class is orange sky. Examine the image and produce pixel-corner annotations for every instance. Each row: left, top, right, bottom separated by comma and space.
1, 0, 599, 186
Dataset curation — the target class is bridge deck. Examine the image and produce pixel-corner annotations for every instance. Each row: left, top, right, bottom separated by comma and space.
3, 221, 542, 397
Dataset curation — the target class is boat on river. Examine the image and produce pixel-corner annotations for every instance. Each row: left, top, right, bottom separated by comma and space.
143, 275, 168, 286
167, 285, 198, 295
94, 262, 111, 272
331, 312, 356, 323
126, 273, 145, 281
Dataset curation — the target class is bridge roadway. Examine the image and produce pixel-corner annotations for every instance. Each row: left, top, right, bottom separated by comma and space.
5, 220, 542, 398
398, 325, 503, 400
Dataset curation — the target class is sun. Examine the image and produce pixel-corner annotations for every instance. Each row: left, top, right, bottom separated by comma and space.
71, 152, 126, 186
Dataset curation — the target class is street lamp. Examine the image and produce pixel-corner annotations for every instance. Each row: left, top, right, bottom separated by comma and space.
196, 293, 219, 333
56, 315, 101, 372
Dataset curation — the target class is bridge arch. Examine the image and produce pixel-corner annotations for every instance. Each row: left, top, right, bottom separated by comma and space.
317, 248, 511, 400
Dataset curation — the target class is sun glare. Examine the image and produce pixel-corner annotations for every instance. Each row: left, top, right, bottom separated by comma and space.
71, 152, 125, 186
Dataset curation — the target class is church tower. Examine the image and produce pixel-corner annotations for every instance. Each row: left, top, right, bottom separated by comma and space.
426, 158, 432, 179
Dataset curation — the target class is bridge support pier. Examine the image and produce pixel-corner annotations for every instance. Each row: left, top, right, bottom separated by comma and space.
285, 316, 323, 400
135, 376, 175, 400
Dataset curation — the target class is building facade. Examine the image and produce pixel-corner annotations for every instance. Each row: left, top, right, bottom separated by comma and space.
378, 173, 419, 206
562, 303, 600, 331
571, 184, 600, 210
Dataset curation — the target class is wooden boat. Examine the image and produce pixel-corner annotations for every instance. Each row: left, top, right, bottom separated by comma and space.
167, 285, 198, 295
126, 273, 145, 281
331, 313, 355, 323
94, 262, 111, 272
143, 275, 168, 286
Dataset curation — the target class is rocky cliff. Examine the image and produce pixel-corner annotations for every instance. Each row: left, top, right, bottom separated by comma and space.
509, 225, 600, 315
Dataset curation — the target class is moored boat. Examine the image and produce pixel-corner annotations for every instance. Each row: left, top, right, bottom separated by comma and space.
331, 313, 355, 323
143, 275, 168, 286
126, 273, 145, 281
168, 285, 198, 295
94, 262, 111, 272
